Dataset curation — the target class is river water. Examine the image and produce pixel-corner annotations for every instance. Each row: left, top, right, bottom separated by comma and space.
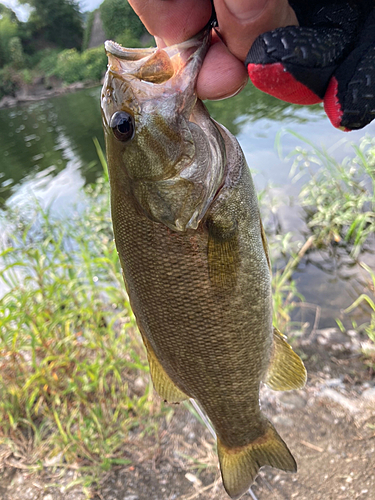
1, 84, 375, 331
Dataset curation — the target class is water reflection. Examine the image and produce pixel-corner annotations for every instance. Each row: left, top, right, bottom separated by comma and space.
0, 87, 105, 208
9, 131, 85, 215
0, 83, 374, 330
206, 82, 325, 137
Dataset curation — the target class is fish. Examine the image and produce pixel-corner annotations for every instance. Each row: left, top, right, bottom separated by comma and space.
101, 27, 307, 500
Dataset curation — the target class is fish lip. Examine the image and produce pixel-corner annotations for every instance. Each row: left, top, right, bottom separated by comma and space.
103, 25, 211, 85
104, 24, 211, 61
104, 42, 156, 61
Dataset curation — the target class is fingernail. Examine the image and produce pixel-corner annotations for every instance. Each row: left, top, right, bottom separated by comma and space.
211, 80, 247, 101
224, 0, 269, 21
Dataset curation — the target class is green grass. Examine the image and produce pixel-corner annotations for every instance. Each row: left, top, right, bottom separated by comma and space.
342, 262, 375, 367
257, 182, 307, 333
0, 179, 167, 488
277, 131, 375, 346
0, 157, 304, 490
277, 131, 375, 258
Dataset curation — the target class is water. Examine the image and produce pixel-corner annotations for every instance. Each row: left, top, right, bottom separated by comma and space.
1, 84, 375, 330
0, 87, 105, 212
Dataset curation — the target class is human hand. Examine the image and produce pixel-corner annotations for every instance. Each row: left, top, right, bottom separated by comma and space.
128, 1, 375, 131
128, 0, 297, 100
246, 0, 375, 130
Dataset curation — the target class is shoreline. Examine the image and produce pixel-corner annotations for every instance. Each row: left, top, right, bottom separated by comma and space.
0, 80, 101, 109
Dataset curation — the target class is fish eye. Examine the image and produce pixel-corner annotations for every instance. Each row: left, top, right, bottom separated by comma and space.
110, 111, 135, 142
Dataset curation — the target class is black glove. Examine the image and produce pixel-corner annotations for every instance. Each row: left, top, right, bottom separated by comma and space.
245, 0, 375, 131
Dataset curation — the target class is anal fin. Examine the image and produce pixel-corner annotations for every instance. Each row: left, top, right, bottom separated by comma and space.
141, 335, 189, 404
265, 327, 307, 391
217, 420, 296, 500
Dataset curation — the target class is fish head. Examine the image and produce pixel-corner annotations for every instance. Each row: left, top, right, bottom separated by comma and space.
101, 28, 210, 188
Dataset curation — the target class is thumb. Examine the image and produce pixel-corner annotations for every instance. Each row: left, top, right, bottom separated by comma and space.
214, 0, 298, 61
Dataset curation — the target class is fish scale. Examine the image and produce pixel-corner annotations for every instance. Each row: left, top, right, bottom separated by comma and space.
102, 27, 306, 500
112, 171, 267, 445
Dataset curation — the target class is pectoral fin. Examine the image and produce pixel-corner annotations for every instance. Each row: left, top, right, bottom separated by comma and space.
207, 212, 239, 290
207, 234, 239, 289
141, 335, 189, 404
265, 328, 307, 391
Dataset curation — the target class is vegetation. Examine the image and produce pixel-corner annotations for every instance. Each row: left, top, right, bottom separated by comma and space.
277, 131, 375, 348
0, 122, 375, 493
0, 174, 170, 487
19, 0, 83, 51
0, 137, 305, 487
278, 131, 375, 258
82, 9, 97, 52
0, 0, 151, 100
0, 4, 19, 68
53, 46, 107, 84
100, 0, 147, 42
342, 263, 375, 367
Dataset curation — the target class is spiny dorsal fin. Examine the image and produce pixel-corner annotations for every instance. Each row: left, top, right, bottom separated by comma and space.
265, 327, 307, 391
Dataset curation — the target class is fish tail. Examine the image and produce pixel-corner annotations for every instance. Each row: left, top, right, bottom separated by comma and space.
217, 420, 296, 500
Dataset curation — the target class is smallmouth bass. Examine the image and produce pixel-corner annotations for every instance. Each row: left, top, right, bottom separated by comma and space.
101, 28, 306, 500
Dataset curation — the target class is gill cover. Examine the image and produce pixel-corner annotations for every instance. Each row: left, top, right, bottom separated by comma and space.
101, 28, 226, 232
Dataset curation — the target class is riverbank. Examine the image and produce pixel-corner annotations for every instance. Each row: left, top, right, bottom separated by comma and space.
0, 79, 101, 109
1, 326, 374, 500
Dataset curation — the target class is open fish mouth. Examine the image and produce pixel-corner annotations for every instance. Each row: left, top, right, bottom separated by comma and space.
104, 26, 211, 85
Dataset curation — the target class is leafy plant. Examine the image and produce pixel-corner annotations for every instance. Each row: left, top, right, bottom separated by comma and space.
82, 9, 97, 52
54, 48, 84, 83
277, 131, 375, 257
8, 36, 25, 69
99, 0, 147, 42
0, 7, 19, 67
343, 262, 375, 365
50, 47, 106, 85
19, 0, 83, 50
35, 48, 60, 77
258, 184, 307, 333
0, 176, 165, 484
0, 64, 32, 98
81, 46, 107, 81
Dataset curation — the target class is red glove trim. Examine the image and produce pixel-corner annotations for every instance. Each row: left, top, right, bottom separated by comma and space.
324, 77, 350, 132
247, 62, 323, 105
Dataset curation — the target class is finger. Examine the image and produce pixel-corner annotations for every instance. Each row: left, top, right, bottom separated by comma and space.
197, 35, 248, 100
214, 0, 298, 61
129, 1, 248, 101
129, 0, 212, 45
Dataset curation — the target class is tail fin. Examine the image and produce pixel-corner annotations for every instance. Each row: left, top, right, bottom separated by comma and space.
217, 420, 296, 500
